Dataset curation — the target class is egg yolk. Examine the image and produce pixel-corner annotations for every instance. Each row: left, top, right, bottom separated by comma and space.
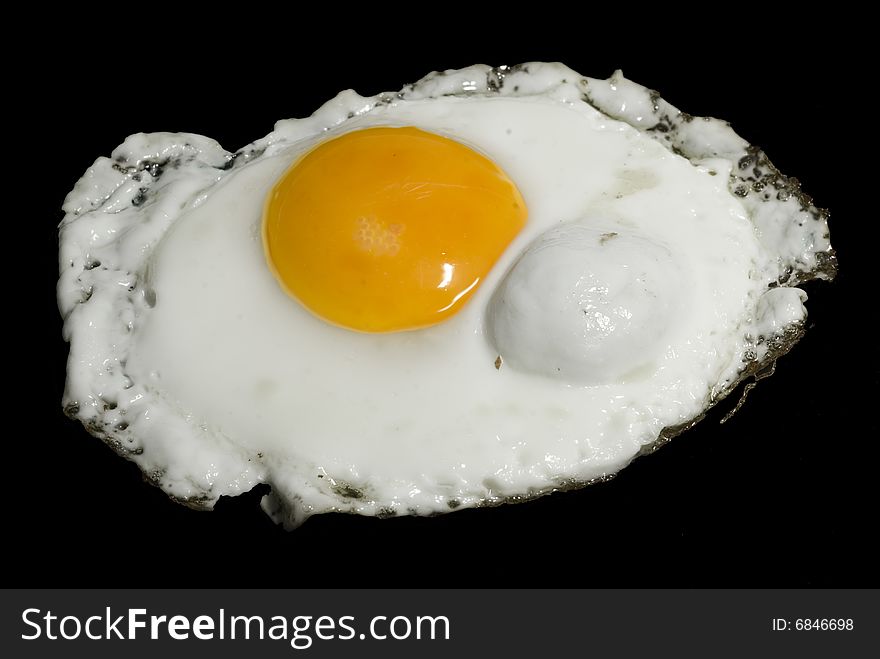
263, 126, 527, 332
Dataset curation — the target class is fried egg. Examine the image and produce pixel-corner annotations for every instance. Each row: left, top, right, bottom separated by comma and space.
58, 63, 835, 527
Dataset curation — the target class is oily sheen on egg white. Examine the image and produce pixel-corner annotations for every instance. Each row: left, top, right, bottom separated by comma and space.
58, 63, 834, 527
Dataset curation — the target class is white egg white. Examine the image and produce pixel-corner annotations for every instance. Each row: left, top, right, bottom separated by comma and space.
58, 63, 834, 527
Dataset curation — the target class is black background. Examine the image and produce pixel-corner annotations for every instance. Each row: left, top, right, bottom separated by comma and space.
12, 14, 874, 588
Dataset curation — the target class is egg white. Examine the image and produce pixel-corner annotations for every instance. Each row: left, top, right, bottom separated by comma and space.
58, 63, 833, 526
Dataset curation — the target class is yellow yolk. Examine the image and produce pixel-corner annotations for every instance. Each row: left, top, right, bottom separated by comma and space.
263, 126, 527, 332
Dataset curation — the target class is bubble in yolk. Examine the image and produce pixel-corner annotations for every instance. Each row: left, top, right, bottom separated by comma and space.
263, 126, 527, 332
